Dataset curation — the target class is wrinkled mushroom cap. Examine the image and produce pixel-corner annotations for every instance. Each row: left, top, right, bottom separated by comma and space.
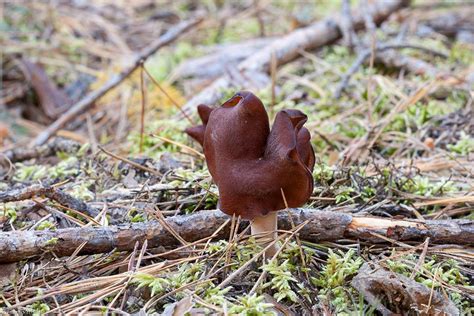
186, 91, 315, 219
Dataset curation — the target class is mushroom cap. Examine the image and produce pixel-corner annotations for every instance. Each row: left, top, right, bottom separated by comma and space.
186, 91, 315, 219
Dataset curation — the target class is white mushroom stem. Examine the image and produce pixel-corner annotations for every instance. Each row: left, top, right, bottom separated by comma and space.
250, 211, 279, 259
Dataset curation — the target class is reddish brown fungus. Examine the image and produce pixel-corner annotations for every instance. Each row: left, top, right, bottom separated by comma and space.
185, 91, 315, 256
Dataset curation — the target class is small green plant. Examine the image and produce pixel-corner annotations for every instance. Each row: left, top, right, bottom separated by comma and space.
335, 186, 355, 204
49, 156, 79, 179
127, 119, 188, 158
1, 203, 18, 223
447, 131, 474, 155
134, 273, 169, 297
200, 285, 232, 308
206, 240, 229, 254
68, 182, 94, 201
402, 176, 455, 197
35, 221, 56, 231
233, 238, 263, 267
361, 186, 376, 201
13, 154, 80, 182
128, 208, 147, 223
130, 213, 146, 223
313, 163, 334, 183
228, 294, 275, 316
13, 163, 47, 181
261, 259, 298, 302
279, 241, 315, 274
312, 249, 363, 313
170, 262, 205, 292
26, 302, 50, 316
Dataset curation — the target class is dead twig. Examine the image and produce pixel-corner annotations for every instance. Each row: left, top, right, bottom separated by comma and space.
339, 0, 359, 51
1, 138, 81, 163
97, 145, 162, 176
0, 184, 98, 217
334, 43, 448, 98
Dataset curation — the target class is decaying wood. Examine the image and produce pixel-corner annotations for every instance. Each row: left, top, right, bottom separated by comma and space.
181, 0, 410, 115
1, 138, 81, 163
32, 16, 204, 147
0, 185, 98, 217
1, 208, 472, 263
352, 262, 460, 315
420, 10, 474, 38
170, 38, 276, 81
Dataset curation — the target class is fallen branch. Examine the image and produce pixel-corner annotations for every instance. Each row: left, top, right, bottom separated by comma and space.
1, 138, 81, 163
339, 0, 359, 51
0, 185, 98, 217
32, 16, 204, 146
1, 208, 472, 263
181, 0, 410, 116
170, 38, 275, 81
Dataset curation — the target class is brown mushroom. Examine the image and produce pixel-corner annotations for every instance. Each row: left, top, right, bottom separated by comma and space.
186, 91, 315, 257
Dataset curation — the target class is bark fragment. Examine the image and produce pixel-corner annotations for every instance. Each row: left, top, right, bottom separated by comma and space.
352, 262, 459, 316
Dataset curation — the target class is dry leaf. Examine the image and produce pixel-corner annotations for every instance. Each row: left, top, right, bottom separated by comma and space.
19, 60, 71, 119
160, 296, 194, 316
0, 263, 16, 287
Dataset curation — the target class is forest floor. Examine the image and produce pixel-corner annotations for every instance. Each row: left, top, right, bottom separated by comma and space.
1, 0, 473, 315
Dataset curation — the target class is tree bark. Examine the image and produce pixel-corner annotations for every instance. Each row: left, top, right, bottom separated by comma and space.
1, 208, 472, 263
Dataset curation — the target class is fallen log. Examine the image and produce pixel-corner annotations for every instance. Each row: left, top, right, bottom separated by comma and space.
181, 0, 410, 116
1, 208, 473, 263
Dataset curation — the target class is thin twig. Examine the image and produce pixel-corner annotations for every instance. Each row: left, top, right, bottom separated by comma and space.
340, 0, 359, 51
142, 66, 194, 124
334, 43, 447, 98
97, 145, 162, 176
139, 62, 146, 153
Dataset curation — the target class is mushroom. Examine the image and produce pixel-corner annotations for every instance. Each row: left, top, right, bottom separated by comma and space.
186, 91, 315, 257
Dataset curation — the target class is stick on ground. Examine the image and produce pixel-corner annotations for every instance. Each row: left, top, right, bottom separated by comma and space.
1, 208, 472, 263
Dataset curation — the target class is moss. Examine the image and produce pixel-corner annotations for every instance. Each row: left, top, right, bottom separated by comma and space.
312, 249, 363, 313
1, 202, 18, 224
228, 294, 275, 316
447, 131, 474, 155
